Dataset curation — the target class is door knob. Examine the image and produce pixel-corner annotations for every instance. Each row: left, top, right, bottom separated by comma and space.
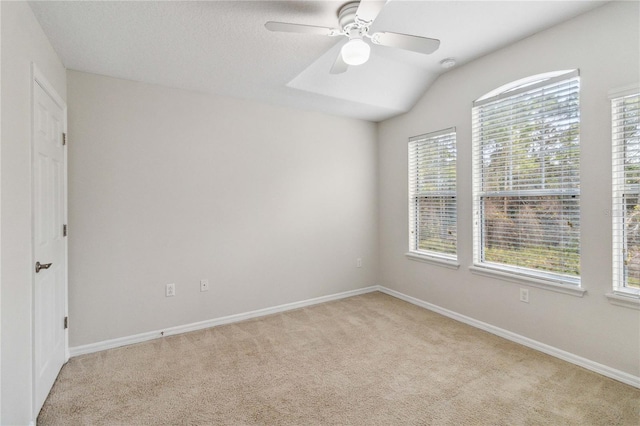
35, 261, 53, 273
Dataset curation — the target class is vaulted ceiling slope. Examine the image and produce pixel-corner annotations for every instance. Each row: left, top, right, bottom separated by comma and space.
29, 1, 606, 122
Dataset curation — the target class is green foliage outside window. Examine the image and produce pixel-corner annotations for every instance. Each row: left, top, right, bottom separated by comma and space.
474, 74, 580, 280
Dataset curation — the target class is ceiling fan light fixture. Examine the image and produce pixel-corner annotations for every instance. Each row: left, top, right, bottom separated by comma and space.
341, 38, 370, 66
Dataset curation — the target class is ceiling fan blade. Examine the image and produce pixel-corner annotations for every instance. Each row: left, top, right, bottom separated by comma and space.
355, 0, 386, 24
371, 31, 440, 55
265, 21, 336, 36
330, 52, 349, 74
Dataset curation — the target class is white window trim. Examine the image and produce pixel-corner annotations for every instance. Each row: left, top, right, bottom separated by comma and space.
472, 70, 582, 291
475, 69, 578, 106
609, 84, 640, 99
405, 252, 460, 270
610, 84, 640, 306
469, 265, 586, 297
606, 291, 640, 310
408, 127, 458, 262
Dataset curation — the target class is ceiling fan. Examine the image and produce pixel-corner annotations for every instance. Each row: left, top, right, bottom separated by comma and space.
265, 0, 440, 74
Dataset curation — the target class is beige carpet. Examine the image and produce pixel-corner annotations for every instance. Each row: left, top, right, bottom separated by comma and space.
39, 292, 639, 425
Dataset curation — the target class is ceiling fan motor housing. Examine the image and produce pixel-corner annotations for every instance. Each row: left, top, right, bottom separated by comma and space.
338, 2, 361, 31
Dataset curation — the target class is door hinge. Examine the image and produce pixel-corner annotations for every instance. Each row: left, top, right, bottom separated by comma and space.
62, 132, 67, 146
64, 316, 68, 330
63, 224, 67, 237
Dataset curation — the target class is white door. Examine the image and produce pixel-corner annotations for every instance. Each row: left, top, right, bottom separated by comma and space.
32, 68, 67, 415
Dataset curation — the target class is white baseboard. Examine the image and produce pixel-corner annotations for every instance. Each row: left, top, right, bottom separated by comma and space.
70, 284, 639, 389
69, 286, 379, 357
377, 286, 640, 389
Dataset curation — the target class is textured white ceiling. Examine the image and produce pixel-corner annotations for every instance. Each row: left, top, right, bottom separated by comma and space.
29, 0, 606, 122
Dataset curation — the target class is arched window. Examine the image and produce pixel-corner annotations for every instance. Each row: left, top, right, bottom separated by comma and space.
471, 70, 581, 286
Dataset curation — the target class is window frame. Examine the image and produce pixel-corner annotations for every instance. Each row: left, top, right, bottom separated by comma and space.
407, 127, 458, 267
610, 85, 640, 306
471, 70, 582, 290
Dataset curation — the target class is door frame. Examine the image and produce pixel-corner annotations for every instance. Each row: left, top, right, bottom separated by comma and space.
30, 63, 68, 420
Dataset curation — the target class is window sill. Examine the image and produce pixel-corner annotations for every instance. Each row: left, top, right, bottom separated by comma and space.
405, 252, 460, 270
606, 291, 640, 310
469, 265, 586, 297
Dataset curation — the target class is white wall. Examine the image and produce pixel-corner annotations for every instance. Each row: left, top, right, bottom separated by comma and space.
67, 70, 378, 347
1, 2, 67, 424
378, 1, 640, 377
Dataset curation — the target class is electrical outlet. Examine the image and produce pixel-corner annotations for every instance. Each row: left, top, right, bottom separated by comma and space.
200, 279, 209, 292
520, 288, 529, 303
166, 283, 175, 297
356, 258, 362, 268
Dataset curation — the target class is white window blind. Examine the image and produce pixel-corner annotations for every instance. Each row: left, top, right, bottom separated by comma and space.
612, 90, 640, 294
408, 128, 457, 259
472, 70, 580, 284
